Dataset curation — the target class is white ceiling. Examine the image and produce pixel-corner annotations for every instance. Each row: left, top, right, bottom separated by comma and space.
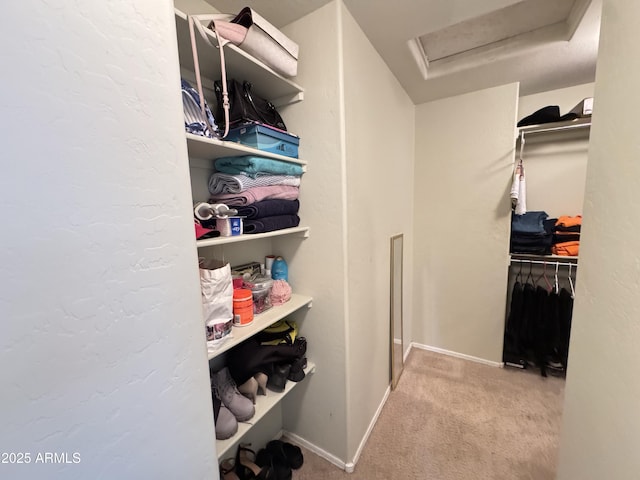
206, 0, 602, 105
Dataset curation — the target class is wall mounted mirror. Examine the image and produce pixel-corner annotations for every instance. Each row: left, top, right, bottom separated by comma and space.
390, 234, 404, 390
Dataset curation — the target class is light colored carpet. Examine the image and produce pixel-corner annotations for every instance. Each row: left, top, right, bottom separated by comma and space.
292, 348, 565, 480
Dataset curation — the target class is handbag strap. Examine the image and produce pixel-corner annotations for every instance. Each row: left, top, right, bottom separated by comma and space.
188, 15, 231, 138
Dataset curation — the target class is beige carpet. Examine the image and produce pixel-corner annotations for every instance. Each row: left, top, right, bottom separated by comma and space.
292, 348, 565, 480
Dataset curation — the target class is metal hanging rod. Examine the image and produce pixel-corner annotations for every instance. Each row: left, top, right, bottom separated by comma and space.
510, 258, 578, 268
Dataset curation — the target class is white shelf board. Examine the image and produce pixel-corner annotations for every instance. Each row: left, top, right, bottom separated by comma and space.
186, 133, 307, 167
510, 253, 579, 261
216, 361, 316, 460
197, 227, 309, 248
207, 293, 313, 359
174, 9, 304, 102
517, 117, 591, 136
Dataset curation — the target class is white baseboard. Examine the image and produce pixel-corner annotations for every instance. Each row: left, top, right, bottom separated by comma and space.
410, 342, 504, 368
281, 431, 349, 472
349, 385, 390, 471
283, 385, 392, 474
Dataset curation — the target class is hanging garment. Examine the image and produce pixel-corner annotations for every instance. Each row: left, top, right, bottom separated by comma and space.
558, 288, 574, 371
510, 161, 527, 214
503, 281, 526, 367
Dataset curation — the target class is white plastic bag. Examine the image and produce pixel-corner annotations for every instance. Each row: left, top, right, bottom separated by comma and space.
199, 259, 233, 349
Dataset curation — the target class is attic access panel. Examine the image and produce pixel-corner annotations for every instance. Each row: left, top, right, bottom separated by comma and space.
412, 0, 591, 78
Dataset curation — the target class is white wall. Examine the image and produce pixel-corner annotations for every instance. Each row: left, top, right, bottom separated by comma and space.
516, 83, 595, 218
278, 1, 350, 462
557, 1, 640, 478
0, 2, 217, 479
413, 83, 519, 363
341, 2, 415, 462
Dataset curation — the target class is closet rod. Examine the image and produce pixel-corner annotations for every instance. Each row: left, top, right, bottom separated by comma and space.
510, 258, 577, 268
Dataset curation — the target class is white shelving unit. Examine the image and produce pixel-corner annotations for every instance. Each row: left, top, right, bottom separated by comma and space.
207, 294, 313, 359
186, 133, 307, 167
174, 6, 314, 462
197, 227, 309, 248
174, 9, 304, 105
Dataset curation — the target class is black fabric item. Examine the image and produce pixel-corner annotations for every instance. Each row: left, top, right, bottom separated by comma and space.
263, 440, 304, 470
235, 199, 300, 220
555, 225, 581, 233
214, 79, 287, 131
517, 105, 578, 127
243, 214, 300, 234
510, 244, 552, 255
558, 288, 574, 371
553, 233, 581, 244
227, 336, 307, 385
256, 448, 292, 480
503, 281, 526, 366
287, 356, 307, 382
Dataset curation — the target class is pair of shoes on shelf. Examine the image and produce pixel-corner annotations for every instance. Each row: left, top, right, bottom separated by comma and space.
212, 388, 237, 440
237, 372, 268, 404
256, 439, 304, 480
287, 357, 307, 383
212, 366, 255, 437
235, 444, 275, 480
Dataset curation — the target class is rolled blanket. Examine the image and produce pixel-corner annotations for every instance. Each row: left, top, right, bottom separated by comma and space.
210, 185, 299, 206
235, 199, 300, 219
243, 214, 300, 234
215, 155, 304, 178
208, 172, 300, 195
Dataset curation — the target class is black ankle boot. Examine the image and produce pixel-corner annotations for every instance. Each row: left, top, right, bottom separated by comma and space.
267, 363, 291, 392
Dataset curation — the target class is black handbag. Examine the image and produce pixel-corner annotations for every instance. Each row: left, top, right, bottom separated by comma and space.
214, 79, 287, 132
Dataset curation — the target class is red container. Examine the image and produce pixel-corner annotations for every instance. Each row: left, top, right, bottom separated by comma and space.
233, 289, 254, 327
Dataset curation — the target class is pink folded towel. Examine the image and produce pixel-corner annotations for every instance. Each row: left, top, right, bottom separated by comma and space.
210, 185, 299, 206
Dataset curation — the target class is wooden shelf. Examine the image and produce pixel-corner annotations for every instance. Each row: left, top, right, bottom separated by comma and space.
216, 361, 316, 460
197, 227, 309, 248
174, 9, 304, 104
206, 294, 312, 359
186, 133, 307, 168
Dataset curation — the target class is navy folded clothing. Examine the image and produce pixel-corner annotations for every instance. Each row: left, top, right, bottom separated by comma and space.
555, 225, 581, 233
243, 214, 300, 234
511, 211, 549, 234
235, 199, 300, 219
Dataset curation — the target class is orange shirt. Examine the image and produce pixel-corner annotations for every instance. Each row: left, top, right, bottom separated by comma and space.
556, 215, 582, 228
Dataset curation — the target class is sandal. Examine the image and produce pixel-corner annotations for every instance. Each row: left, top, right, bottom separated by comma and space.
220, 458, 240, 480
235, 444, 275, 480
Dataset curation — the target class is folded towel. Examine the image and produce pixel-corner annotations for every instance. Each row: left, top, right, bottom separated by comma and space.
555, 224, 581, 233
215, 155, 304, 178
235, 199, 300, 219
556, 215, 582, 228
243, 214, 300, 234
553, 232, 581, 243
511, 211, 548, 234
552, 241, 580, 256
510, 162, 526, 214
210, 20, 247, 45
208, 172, 300, 195
210, 185, 299, 206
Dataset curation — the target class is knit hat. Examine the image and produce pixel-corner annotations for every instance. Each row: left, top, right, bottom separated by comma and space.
270, 279, 292, 306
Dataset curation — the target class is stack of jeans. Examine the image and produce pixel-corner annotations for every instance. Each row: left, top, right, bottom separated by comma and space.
510, 211, 556, 255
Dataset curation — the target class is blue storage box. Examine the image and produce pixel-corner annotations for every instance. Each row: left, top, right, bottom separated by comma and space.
226, 124, 300, 158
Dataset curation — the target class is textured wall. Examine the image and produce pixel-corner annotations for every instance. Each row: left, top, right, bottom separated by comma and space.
557, 1, 640, 478
278, 0, 350, 462
0, 2, 217, 479
413, 83, 518, 363
341, 2, 416, 463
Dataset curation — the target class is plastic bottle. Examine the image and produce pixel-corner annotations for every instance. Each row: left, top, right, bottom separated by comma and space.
271, 256, 288, 281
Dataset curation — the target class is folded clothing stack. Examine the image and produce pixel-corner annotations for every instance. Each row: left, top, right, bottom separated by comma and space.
510, 211, 556, 255
209, 156, 302, 234
552, 215, 582, 256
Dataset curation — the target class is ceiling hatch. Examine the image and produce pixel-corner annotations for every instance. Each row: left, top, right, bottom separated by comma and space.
409, 0, 591, 79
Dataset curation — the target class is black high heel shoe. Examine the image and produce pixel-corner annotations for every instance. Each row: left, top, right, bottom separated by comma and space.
235, 444, 275, 480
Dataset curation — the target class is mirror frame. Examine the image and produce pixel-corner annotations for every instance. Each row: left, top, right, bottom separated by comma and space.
390, 233, 404, 390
